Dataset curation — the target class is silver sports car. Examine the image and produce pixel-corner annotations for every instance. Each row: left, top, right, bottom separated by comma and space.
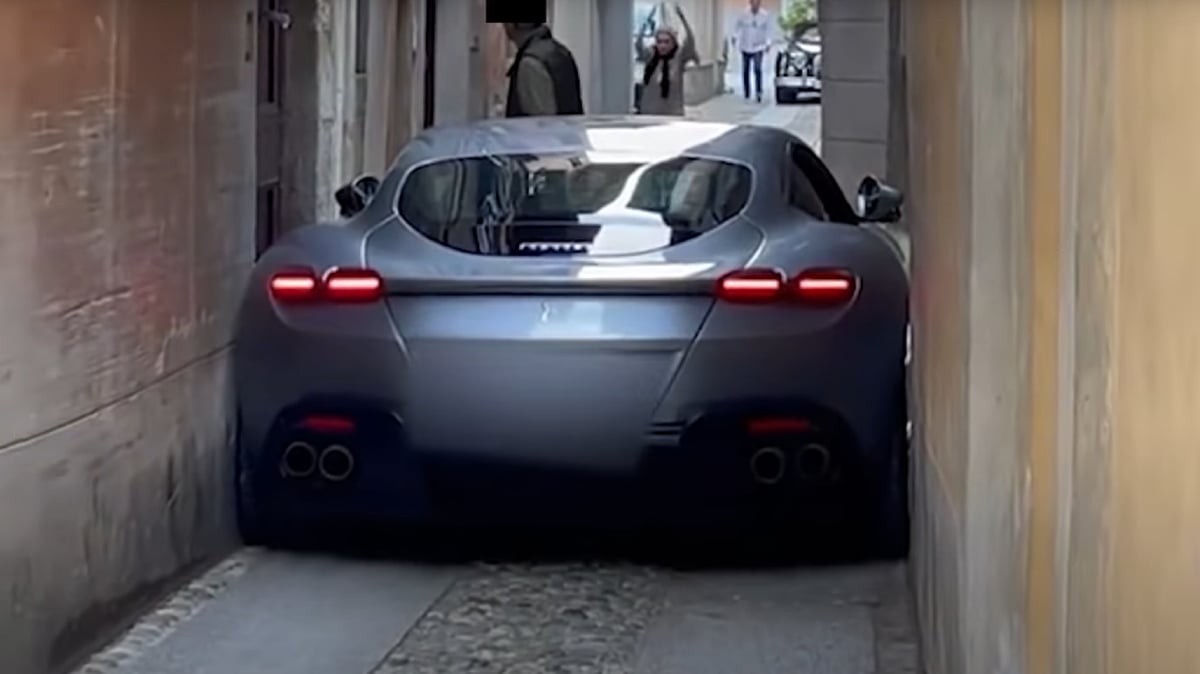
234, 116, 909, 556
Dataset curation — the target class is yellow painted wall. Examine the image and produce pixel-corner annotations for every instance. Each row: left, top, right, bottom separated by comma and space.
904, 0, 968, 668
1024, 0, 1061, 670
908, 0, 1200, 671
1107, 1, 1200, 670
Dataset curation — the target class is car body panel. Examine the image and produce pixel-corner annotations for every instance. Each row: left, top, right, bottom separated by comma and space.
233, 116, 907, 528
387, 293, 712, 470
776, 75, 822, 91
776, 37, 822, 98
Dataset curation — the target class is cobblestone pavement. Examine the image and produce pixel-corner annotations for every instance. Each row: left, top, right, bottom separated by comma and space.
77, 550, 916, 674
373, 563, 664, 674
372, 560, 918, 674
72, 94, 918, 674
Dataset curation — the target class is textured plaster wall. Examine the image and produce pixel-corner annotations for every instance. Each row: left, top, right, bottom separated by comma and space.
0, 1, 253, 671
904, 0, 970, 668
905, 0, 1063, 669
1106, 0, 1200, 670
909, 0, 1200, 671
819, 0, 892, 196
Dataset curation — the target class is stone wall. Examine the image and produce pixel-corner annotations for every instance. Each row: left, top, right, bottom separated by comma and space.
0, 1, 254, 671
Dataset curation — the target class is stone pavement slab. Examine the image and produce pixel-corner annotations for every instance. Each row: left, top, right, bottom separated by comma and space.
687, 94, 822, 148
78, 551, 459, 674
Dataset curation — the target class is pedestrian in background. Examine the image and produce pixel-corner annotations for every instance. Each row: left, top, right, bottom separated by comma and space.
637, 7, 697, 116
731, 0, 773, 102
487, 0, 583, 117
492, 4, 584, 117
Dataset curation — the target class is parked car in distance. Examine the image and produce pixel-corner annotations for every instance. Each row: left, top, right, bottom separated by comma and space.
775, 23, 821, 104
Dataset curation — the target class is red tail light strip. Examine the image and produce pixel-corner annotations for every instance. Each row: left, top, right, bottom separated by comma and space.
717, 267, 857, 304
297, 415, 357, 433
268, 270, 320, 301
268, 267, 383, 303
792, 268, 856, 304
324, 268, 383, 302
715, 269, 787, 302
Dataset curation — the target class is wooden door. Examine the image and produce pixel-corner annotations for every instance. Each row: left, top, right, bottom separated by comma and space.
256, 0, 288, 257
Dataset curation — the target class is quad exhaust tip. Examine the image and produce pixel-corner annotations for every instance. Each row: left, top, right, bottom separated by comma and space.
749, 443, 833, 484
281, 442, 317, 478
318, 445, 355, 482
796, 443, 832, 480
749, 446, 787, 485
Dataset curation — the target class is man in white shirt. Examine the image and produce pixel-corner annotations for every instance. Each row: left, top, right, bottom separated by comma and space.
731, 0, 773, 102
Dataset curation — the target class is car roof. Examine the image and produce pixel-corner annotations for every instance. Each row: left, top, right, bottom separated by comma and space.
395, 115, 785, 166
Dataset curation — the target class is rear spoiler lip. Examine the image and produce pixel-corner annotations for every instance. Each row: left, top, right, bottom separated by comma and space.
380, 277, 717, 296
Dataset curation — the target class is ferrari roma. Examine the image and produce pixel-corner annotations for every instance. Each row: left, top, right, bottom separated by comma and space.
233, 116, 910, 556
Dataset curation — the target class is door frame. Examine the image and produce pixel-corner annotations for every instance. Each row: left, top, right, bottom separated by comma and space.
255, 0, 288, 257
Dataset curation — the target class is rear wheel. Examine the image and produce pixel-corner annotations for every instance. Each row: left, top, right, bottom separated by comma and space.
234, 415, 295, 548
234, 424, 268, 546
868, 387, 911, 559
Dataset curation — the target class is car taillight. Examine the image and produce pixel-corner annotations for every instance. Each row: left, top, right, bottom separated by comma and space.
269, 270, 320, 301
268, 267, 383, 303
793, 268, 856, 304
716, 268, 856, 304
716, 269, 787, 302
324, 268, 383, 302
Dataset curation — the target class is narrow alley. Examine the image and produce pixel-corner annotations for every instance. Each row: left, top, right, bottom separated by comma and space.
68, 94, 919, 674
5, 1, 1200, 674
75, 552, 914, 674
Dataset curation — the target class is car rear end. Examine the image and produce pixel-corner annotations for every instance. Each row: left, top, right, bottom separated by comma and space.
775, 42, 822, 103
235, 141, 905, 532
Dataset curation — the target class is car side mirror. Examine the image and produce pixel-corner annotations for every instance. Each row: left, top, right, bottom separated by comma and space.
856, 175, 903, 223
334, 175, 381, 218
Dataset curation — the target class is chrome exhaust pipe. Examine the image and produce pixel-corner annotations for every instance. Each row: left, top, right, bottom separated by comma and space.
318, 445, 355, 482
795, 443, 832, 480
749, 446, 787, 485
281, 442, 317, 478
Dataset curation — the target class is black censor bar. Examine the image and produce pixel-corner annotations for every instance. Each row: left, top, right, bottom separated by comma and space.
485, 0, 547, 24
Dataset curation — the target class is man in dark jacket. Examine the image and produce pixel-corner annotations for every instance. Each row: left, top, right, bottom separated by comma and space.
503, 22, 584, 117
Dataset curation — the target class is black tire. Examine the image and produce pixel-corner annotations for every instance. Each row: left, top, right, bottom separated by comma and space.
869, 388, 911, 559
234, 424, 268, 546
234, 412, 295, 548
871, 429, 910, 559
775, 88, 789, 104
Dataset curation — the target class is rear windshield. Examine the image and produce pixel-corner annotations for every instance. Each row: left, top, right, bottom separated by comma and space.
395, 153, 752, 256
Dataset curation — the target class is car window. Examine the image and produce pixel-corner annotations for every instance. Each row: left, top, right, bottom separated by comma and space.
788, 141, 859, 224
785, 156, 827, 220
395, 152, 753, 256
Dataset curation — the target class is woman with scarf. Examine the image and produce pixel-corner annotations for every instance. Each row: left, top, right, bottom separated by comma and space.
637, 5, 696, 116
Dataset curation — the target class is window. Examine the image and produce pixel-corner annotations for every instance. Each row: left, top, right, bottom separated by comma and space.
785, 147, 827, 220
396, 153, 753, 256
787, 141, 860, 224
354, 0, 369, 75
